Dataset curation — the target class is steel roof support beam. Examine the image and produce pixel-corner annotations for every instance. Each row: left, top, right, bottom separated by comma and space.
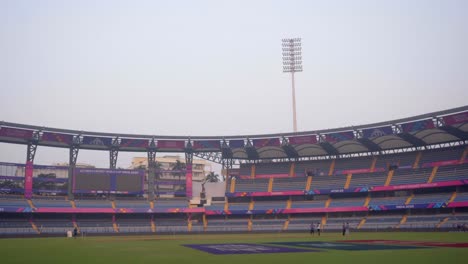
357, 138, 382, 152
438, 126, 468, 141
221, 147, 233, 160
282, 144, 299, 159
193, 152, 224, 164
245, 146, 260, 160
397, 133, 427, 147
319, 142, 339, 156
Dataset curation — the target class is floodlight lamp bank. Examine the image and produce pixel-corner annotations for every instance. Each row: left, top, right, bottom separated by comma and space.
282, 47, 302, 51
282, 43, 302, 47
282, 38, 301, 42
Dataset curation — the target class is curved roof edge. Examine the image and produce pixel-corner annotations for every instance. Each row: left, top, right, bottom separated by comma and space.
1, 106, 467, 140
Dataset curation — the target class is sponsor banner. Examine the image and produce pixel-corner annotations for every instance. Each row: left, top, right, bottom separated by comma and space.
205, 210, 231, 216
369, 203, 447, 211
288, 135, 317, 145
0, 127, 34, 140
238, 176, 255, 179
447, 201, 468, 208
186, 164, 193, 198
24, 161, 33, 199
115, 208, 137, 213
0, 161, 25, 166
183, 244, 317, 255
32, 189, 67, 194
442, 111, 468, 126
41, 132, 74, 145
221, 209, 283, 215
253, 138, 281, 148
305, 188, 356, 195
145, 207, 204, 213
193, 140, 221, 150
0, 207, 33, 213
0, 176, 23, 181
34, 177, 67, 183
283, 206, 368, 214
325, 131, 354, 143
75, 168, 144, 175
372, 180, 467, 191
351, 187, 373, 193
35, 208, 116, 213
229, 139, 245, 148
182, 208, 204, 213
225, 190, 304, 197
0, 207, 23, 213
34, 207, 201, 214
0, 187, 24, 193
73, 190, 143, 195
362, 126, 393, 139
421, 160, 460, 168
33, 164, 69, 170
157, 140, 185, 149
400, 119, 435, 133
82, 136, 113, 147
120, 138, 149, 148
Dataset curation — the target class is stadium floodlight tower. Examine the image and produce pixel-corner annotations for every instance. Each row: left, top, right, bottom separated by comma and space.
282, 38, 303, 132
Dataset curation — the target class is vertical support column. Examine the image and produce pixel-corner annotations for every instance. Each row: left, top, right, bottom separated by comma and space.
384, 169, 395, 186
222, 158, 233, 192
413, 151, 422, 169
427, 166, 439, 183
250, 164, 256, 179
344, 173, 352, 189
268, 178, 274, 192
370, 157, 377, 172
24, 142, 37, 199
306, 176, 313, 191
109, 146, 119, 200
68, 145, 79, 200
328, 160, 336, 176
110, 147, 118, 169
289, 162, 296, 177
202, 214, 207, 232
185, 152, 193, 199
230, 177, 236, 193
147, 149, 157, 201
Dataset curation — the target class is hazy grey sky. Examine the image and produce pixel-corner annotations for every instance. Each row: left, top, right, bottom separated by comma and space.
1, 0, 467, 169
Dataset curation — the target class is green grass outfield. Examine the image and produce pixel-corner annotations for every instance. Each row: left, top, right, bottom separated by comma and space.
1, 232, 467, 264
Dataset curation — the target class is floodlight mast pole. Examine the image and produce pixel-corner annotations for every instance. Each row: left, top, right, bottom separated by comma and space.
282, 38, 302, 132
291, 71, 297, 132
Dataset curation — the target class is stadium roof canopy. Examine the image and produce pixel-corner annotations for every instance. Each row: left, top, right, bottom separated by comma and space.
1, 106, 467, 164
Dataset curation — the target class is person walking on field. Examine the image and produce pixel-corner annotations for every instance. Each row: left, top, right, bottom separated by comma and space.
310, 222, 315, 235
316, 222, 321, 236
